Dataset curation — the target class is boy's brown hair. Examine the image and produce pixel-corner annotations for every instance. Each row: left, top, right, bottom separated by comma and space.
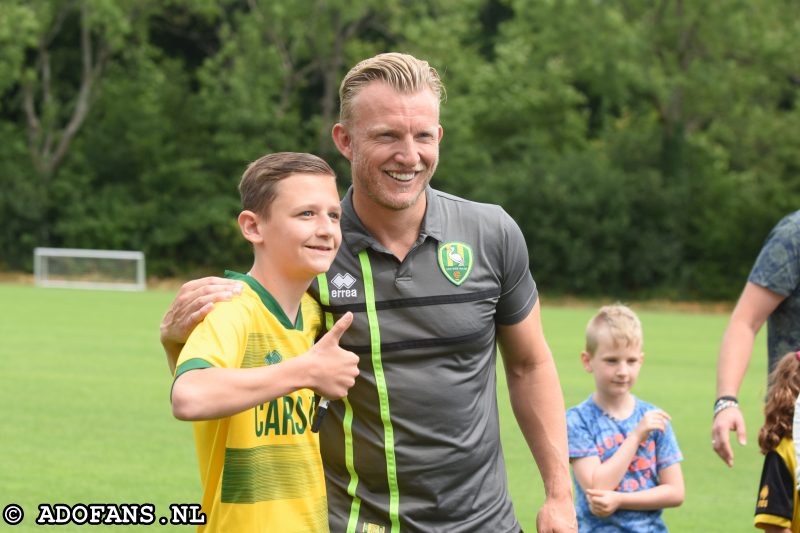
239, 152, 335, 217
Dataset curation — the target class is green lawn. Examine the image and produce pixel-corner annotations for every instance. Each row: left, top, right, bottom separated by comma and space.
0, 284, 766, 531
0, 285, 197, 532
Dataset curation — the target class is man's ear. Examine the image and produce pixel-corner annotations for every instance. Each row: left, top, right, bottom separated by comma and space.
332, 122, 354, 161
580, 351, 593, 373
238, 210, 264, 244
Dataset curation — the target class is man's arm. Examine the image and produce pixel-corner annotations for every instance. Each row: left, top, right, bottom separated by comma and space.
497, 300, 577, 533
572, 410, 670, 491
584, 463, 684, 517
712, 282, 785, 466
172, 313, 358, 420
160, 276, 243, 374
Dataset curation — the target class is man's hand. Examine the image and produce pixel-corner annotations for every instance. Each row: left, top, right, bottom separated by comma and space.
712, 406, 746, 467
585, 488, 620, 518
633, 410, 670, 442
535, 495, 577, 532
306, 312, 360, 399
160, 276, 243, 346
160, 276, 243, 373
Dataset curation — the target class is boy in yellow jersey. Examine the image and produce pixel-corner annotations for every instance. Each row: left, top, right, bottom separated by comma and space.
171, 152, 360, 532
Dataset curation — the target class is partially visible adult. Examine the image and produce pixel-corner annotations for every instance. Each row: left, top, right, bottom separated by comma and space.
711, 210, 800, 467
161, 52, 577, 532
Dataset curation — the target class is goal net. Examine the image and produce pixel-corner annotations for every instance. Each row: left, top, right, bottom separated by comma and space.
33, 247, 146, 291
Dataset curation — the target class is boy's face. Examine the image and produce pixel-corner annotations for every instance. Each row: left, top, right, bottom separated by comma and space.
259, 172, 342, 279
581, 332, 643, 400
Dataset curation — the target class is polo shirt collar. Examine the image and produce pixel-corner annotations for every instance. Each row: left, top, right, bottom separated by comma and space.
340, 186, 445, 255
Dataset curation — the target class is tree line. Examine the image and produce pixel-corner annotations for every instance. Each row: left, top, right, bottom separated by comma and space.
1, 0, 797, 299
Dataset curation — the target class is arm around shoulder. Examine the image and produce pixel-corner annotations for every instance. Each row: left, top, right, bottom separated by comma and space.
160, 276, 244, 374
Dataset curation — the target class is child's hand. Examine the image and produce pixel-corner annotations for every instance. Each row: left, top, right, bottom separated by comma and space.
308, 312, 360, 399
633, 409, 670, 442
585, 489, 620, 517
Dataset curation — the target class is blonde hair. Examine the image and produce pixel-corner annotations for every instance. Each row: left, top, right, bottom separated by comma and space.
585, 304, 643, 356
239, 152, 335, 218
338, 52, 445, 123
758, 351, 800, 454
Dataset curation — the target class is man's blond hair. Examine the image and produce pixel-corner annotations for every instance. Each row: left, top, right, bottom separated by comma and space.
338, 52, 445, 123
585, 304, 643, 356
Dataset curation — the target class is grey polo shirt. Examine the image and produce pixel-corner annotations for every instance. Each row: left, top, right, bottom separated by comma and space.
309, 186, 537, 533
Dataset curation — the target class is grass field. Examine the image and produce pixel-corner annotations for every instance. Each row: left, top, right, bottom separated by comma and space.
0, 284, 767, 531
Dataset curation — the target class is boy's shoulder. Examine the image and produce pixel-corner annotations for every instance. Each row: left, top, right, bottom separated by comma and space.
567, 395, 597, 413
566, 395, 602, 423
631, 396, 662, 416
204, 281, 261, 318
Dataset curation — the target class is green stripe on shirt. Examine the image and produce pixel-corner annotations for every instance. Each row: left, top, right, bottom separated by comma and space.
358, 250, 401, 533
316, 273, 362, 533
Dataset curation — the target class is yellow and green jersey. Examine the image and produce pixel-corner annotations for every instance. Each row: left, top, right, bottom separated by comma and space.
173, 271, 327, 533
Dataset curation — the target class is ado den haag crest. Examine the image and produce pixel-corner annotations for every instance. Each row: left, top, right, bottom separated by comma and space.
437, 241, 473, 286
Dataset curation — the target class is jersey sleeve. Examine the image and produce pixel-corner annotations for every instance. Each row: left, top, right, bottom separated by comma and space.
495, 208, 537, 325
754, 450, 794, 529
748, 214, 800, 297
655, 419, 683, 472
567, 407, 598, 460
174, 300, 249, 379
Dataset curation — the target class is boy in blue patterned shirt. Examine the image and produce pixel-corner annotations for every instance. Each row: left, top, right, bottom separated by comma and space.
567, 304, 684, 532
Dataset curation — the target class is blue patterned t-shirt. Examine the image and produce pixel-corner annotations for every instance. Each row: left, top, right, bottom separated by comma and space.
567, 395, 683, 533
748, 210, 800, 373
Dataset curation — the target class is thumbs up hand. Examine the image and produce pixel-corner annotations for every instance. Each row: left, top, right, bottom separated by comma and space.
306, 312, 360, 399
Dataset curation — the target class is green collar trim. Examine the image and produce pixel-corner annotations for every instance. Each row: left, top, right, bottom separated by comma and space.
224, 270, 303, 330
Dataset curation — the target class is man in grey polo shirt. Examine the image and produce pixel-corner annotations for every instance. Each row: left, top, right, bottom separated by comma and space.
161, 52, 576, 532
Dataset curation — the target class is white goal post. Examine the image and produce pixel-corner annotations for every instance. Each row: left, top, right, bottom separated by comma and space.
33, 247, 146, 291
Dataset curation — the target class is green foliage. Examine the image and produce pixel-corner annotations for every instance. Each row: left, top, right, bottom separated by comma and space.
0, 1, 40, 100
0, 0, 798, 298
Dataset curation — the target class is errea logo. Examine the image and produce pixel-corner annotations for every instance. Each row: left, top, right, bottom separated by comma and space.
330, 272, 358, 298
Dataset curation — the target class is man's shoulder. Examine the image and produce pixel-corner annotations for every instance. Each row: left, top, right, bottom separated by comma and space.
748, 209, 800, 291
780, 209, 800, 227
769, 209, 800, 238
430, 188, 507, 219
